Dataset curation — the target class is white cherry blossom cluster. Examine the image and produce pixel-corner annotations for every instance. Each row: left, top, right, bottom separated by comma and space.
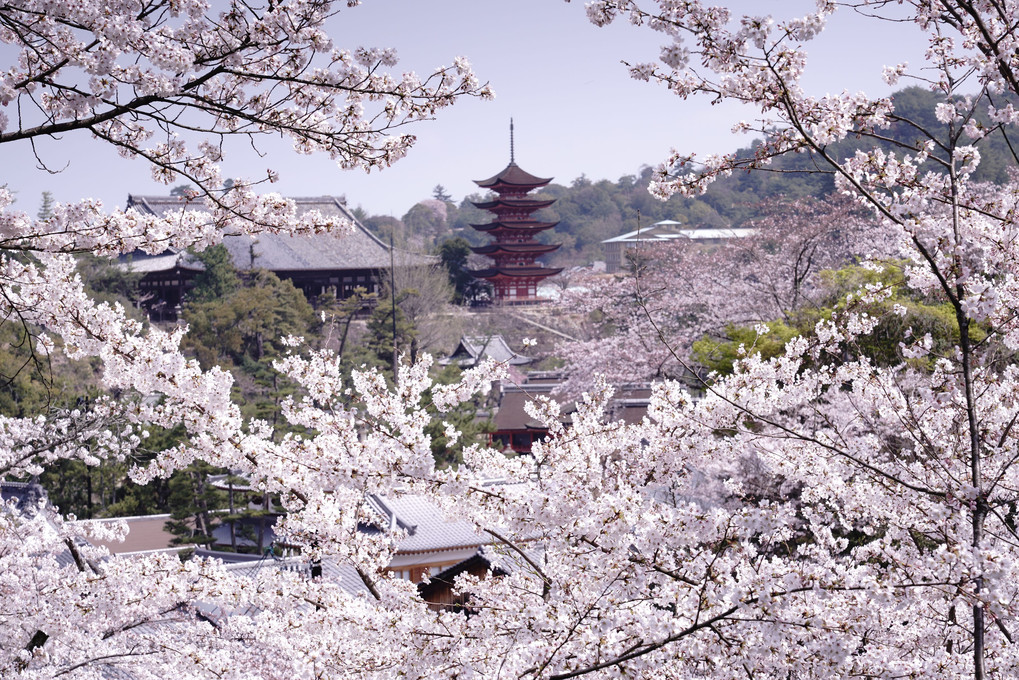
561, 3, 1019, 676
554, 194, 893, 395
1, 0, 491, 259
11, 1, 1019, 678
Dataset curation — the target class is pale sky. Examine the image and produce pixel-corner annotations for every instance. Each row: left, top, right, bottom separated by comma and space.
3, 1, 929, 219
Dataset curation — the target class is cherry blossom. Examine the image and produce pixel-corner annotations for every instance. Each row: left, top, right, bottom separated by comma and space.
8, 1, 1019, 679
556, 195, 892, 394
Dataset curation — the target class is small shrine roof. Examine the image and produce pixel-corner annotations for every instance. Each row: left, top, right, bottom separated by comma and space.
441, 334, 533, 367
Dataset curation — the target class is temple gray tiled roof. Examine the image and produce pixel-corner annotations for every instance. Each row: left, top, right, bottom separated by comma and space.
0, 480, 48, 517
125, 195, 433, 271
441, 335, 532, 368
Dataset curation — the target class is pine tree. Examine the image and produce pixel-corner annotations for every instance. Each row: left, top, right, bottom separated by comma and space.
432, 184, 453, 203
36, 191, 54, 221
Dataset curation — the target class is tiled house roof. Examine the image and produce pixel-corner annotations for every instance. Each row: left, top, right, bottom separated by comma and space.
195, 549, 375, 598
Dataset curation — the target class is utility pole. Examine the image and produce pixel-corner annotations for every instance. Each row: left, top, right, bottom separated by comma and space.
389, 233, 398, 384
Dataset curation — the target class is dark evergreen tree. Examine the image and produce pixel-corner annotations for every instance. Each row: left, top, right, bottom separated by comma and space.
432, 184, 453, 202
165, 461, 224, 546
423, 363, 492, 469
187, 244, 240, 303
356, 294, 417, 379
437, 236, 487, 305
36, 191, 54, 220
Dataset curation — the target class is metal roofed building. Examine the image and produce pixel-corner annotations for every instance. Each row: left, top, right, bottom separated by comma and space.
602, 219, 757, 273
163, 486, 492, 585
418, 543, 545, 610
366, 493, 490, 583
122, 194, 434, 318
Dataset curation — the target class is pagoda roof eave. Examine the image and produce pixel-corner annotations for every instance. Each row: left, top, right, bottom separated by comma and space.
471, 198, 555, 211
474, 162, 553, 189
470, 220, 559, 232
471, 243, 561, 256
470, 267, 564, 280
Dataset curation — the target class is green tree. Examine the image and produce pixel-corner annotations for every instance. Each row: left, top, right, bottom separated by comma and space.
36, 191, 54, 221
437, 236, 487, 305
183, 270, 314, 426
314, 286, 377, 357
423, 363, 492, 469
183, 270, 313, 367
448, 195, 490, 245
432, 184, 453, 202
692, 262, 988, 377
363, 214, 406, 246
75, 253, 143, 307
0, 260, 123, 427
349, 205, 370, 224
0, 323, 57, 417
165, 461, 224, 546
187, 244, 240, 303
402, 201, 447, 244
350, 294, 417, 379
0, 252, 149, 520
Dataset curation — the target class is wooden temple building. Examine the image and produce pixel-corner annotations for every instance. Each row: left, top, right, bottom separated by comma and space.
469, 127, 562, 304
121, 195, 431, 320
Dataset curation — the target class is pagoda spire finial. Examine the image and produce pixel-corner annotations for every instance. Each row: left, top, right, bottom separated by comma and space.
510, 118, 515, 164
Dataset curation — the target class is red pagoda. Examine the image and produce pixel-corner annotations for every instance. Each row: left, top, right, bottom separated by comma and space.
469, 125, 562, 304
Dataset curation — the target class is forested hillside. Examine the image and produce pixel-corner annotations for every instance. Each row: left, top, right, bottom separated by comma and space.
368, 86, 1019, 266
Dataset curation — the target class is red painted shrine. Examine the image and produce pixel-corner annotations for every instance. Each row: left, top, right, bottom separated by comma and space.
469, 138, 562, 304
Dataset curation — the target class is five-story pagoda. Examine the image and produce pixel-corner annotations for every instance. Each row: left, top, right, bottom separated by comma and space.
469, 126, 561, 304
